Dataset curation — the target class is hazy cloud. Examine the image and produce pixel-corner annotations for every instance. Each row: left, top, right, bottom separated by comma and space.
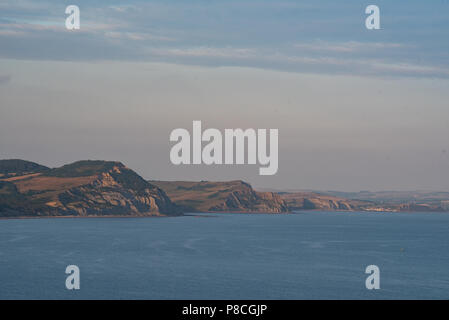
104, 31, 174, 42
148, 45, 449, 78
149, 47, 256, 59
1, 0, 448, 78
294, 41, 408, 53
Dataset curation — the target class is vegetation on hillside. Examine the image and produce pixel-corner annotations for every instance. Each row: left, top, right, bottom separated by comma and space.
0, 159, 49, 178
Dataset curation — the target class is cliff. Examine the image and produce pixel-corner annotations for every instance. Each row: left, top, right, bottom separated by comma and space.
0, 160, 181, 217
279, 192, 372, 211
3, 159, 446, 217
150, 180, 289, 213
279, 191, 449, 212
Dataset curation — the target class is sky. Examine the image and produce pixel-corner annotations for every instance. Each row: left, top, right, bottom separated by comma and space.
1, 0, 449, 191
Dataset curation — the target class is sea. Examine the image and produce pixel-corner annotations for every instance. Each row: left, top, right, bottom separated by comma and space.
0, 211, 448, 299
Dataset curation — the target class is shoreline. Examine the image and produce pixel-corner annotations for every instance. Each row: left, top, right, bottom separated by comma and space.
1, 210, 448, 221
0, 214, 180, 221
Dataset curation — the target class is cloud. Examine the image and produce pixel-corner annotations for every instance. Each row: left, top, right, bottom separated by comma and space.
294, 41, 408, 53
0, 22, 61, 33
149, 47, 256, 59
0, 21, 121, 34
108, 5, 138, 13
0, 29, 26, 36
0, 0, 49, 11
0, 0, 448, 79
105, 31, 174, 42
147, 45, 449, 78
367, 61, 449, 76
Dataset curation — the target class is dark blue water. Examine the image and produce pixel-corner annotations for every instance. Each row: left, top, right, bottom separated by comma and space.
0, 211, 448, 299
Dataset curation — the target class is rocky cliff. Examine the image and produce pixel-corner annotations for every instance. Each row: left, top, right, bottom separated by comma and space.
278, 191, 449, 212
150, 180, 289, 213
279, 192, 373, 211
0, 160, 181, 217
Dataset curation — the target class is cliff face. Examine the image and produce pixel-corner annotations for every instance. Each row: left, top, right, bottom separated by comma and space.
1, 160, 289, 217
280, 192, 371, 211
0, 160, 181, 217
151, 180, 289, 213
279, 191, 449, 212
50, 166, 181, 217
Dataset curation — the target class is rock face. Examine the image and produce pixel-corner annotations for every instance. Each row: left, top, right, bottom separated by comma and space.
280, 191, 449, 212
280, 192, 371, 211
0, 160, 181, 217
150, 180, 289, 213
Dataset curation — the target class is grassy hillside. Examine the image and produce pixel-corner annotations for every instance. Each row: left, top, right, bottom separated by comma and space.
45, 160, 119, 177
151, 180, 288, 213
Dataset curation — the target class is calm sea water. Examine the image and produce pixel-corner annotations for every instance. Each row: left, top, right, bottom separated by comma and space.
0, 211, 448, 299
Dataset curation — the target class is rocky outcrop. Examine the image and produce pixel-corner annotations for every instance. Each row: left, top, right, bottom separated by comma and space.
0, 160, 181, 217
210, 188, 287, 213
280, 192, 372, 211
279, 191, 449, 212
52, 169, 181, 217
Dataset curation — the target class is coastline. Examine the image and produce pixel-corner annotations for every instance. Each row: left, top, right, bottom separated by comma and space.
0, 214, 177, 221
2, 209, 448, 221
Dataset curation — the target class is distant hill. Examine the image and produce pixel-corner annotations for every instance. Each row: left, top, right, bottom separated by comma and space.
45, 160, 119, 177
280, 192, 374, 211
2, 159, 448, 217
150, 180, 289, 213
0, 160, 181, 218
0, 159, 49, 178
320, 190, 449, 205
279, 191, 449, 212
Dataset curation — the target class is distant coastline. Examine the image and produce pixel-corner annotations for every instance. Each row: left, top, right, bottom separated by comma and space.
1, 159, 449, 219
